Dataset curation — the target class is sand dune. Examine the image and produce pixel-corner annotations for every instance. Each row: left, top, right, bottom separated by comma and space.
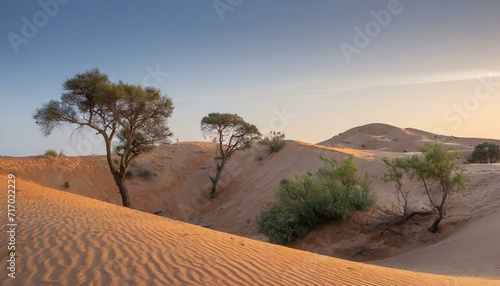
0, 181, 496, 285
319, 123, 500, 155
372, 208, 500, 277
1, 123, 500, 283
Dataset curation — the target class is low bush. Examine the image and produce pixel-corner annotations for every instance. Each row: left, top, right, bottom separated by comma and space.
44, 149, 58, 157
125, 170, 133, 178
137, 166, 154, 180
44, 149, 66, 157
259, 131, 286, 153
257, 156, 374, 244
124, 163, 154, 180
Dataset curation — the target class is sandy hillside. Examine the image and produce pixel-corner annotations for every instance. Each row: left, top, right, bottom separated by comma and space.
0, 140, 377, 239
372, 205, 500, 277
1, 123, 499, 280
319, 123, 500, 156
0, 180, 496, 285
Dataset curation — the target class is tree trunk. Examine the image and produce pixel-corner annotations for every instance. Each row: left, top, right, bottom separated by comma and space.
209, 163, 224, 198
429, 205, 445, 233
114, 173, 132, 208
103, 137, 132, 208
210, 178, 218, 199
428, 216, 442, 233
429, 189, 449, 233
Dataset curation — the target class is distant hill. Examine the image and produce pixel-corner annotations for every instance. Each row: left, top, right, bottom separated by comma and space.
318, 123, 500, 155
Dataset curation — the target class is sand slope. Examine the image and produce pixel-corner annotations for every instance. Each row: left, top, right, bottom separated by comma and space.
0, 141, 373, 239
1, 123, 500, 281
0, 181, 496, 285
372, 209, 500, 277
319, 123, 500, 155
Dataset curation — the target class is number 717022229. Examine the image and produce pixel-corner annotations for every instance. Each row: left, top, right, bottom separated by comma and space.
7, 174, 16, 223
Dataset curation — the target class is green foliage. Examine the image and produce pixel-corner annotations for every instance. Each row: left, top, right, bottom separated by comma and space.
257, 200, 309, 244
469, 142, 500, 163
33, 68, 175, 208
385, 143, 469, 232
63, 181, 69, 189
44, 149, 65, 157
44, 149, 58, 157
410, 143, 468, 192
381, 156, 417, 220
414, 143, 469, 231
258, 156, 374, 244
201, 113, 261, 153
125, 170, 133, 179
201, 112, 261, 198
125, 163, 154, 180
260, 131, 286, 153
137, 166, 154, 180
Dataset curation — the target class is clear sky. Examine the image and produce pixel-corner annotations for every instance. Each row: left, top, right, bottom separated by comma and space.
1, 0, 500, 156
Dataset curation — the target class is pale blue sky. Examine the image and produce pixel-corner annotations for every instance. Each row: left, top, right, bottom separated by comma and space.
1, 1, 500, 156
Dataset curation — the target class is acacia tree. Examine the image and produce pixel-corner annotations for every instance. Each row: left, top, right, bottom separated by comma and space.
408, 143, 469, 233
469, 142, 500, 163
33, 69, 174, 208
201, 113, 261, 198
382, 156, 424, 221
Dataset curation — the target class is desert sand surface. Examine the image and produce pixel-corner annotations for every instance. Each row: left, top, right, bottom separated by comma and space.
1, 123, 499, 284
0, 181, 496, 285
372, 208, 500, 277
319, 123, 500, 157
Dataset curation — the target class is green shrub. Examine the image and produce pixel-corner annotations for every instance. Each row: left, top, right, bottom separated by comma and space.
138, 170, 152, 180
349, 177, 375, 210
44, 149, 58, 157
257, 156, 374, 244
260, 131, 286, 153
44, 149, 65, 157
469, 142, 500, 163
137, 166, 154, 180
410, 143, 469, 233
125, 164, 154, 180
258, 202, 309, 245
64, 181, 69, 189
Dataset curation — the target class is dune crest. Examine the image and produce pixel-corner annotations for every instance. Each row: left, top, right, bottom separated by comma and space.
319, 123, 500, 154
1, 123, 500, 283
1, 181, 496, 285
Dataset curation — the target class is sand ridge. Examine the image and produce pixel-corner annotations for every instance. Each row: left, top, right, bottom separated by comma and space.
1, 123, 500, 284
319, 123, 500, 155
0, 181, 496, 285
